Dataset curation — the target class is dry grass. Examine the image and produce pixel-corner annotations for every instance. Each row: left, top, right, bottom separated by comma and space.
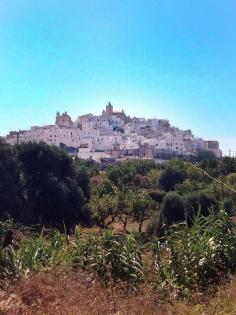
0, 270, 236, 315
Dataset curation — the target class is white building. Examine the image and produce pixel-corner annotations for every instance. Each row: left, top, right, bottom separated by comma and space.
5, 102, 222, 161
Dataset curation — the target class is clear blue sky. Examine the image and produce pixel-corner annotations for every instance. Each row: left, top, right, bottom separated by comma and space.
0, 0, 236, 154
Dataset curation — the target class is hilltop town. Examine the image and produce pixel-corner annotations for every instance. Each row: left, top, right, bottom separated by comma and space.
5, 103, 221, 161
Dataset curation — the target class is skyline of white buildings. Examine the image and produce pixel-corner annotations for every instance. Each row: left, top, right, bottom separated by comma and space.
5, 102, 221, 162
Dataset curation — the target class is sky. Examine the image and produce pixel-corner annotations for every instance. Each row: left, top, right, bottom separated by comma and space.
0, 0, 236, 155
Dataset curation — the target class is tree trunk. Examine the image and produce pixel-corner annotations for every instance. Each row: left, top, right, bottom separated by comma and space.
139, 220, 143, 233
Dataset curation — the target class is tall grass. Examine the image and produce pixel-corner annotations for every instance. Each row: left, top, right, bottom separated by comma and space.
6, 227, 144, 289
1, 211, 236, 297
71, 228, 144, 288
0, 220, 16, 276
152, 210, 236, 298
12, 229, 70, 272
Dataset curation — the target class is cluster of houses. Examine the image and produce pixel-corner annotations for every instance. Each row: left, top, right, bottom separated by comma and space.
5, 102, 221, 162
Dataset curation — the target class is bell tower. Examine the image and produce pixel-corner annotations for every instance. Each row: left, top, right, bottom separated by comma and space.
106, 102, 113, 114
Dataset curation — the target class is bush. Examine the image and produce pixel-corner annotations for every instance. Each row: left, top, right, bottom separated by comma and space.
223, 198, 235, 216
133, 175, 150, 188
161, 192, 185, 227
159, 167, 186, 192
146, 211, 162, 238
149, 189, 166, 203
184, 191, 218, 224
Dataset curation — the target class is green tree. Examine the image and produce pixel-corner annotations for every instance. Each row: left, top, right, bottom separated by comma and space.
221, 157, 236, 176
0, 140, 22, 219
223, 197, 235, 216
133, 174, 150, 188
148, 189, 166, 203
74, 157, 99, 177
106, 165, 127, 187
89, 193, 118, 228
161, 192, 185, 227
17, 142, 89, 228
226, 172, 236, 188
175, 180, 205, 196
129, 190, 156, 232
147, 169, 162, 187
184, 191, 218, 224
159, 166, 186, 192
195, 150, 217, 162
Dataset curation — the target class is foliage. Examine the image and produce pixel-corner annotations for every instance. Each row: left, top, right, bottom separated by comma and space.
16, 142, 89, 228
89, 193, 118, 228
184, 191, 218, 223
91, 176, 114, 197
185, 164, 205, 182
13, 229, 69, 272
221, 157, 236, 176
161, 192, 185, 227
0, 140, 22, 220
147, 169, 162, 186
146, 211, 162, 238
106, 160, 159, 187
175, 180, 205, 196
74, 157, 99, 177
223, 197, 235, 216
199, 156, 220, 178
128, 190, 156, 232
225, 172, 236, 188
149, 189, 166, 203
0, 144, 236, 301
133, 174, 150, 188
195, 150, 217, 162
72, 229, 144, 288
159, 166, 186, 192
7, 227, 144, 289
0, 220, 15, 275
1, 211, 236, 298
152, 211, 236, 299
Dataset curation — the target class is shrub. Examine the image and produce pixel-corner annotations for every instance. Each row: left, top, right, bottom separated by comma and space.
161, 192, 185, 227
159, 167, 186, 192
184, 191, 218, 225
149, 189, 166, 203
133, 175, 150, 188
223, 198, 235, 216
146, 211, 162, 238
